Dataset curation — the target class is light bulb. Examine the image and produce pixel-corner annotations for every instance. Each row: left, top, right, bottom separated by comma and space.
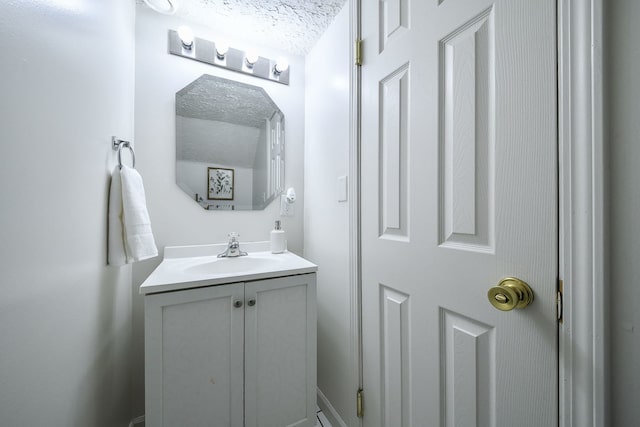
274, 56, 289, 75
177, 26, 194, 49
245, 49, 259, 67
216, 40, 229, 59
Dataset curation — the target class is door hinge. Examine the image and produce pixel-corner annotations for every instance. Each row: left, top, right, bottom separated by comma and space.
557, 279, 564, 324
355, 39, 363, 66
356, 388, 364, 418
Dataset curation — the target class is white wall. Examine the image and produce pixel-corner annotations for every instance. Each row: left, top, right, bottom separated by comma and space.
606, 1, 640, 425
304, 5, 354, 426
176, 115, 261, 167
0, 1, 134, 426
133, 5, 306, 415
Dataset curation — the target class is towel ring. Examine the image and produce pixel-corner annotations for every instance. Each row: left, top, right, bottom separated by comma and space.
112, 136, 136, 169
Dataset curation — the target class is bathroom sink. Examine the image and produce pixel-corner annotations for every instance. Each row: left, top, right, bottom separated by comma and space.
139, 241, 317, 295
184, 255, 281, 276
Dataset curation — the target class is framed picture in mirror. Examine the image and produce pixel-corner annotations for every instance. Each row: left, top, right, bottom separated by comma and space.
208, 167, 234, 200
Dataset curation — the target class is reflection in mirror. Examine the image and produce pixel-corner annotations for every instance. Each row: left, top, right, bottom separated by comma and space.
176, 75, 285, 210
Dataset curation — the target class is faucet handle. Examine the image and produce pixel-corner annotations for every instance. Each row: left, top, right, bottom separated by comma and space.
228, 232, 239, 242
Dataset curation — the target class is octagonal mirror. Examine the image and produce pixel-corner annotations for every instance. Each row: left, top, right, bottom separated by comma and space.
176, 74, 284, 210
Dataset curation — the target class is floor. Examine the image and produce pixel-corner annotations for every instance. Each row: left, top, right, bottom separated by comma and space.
133, 408, 333, 426
316, 405, 333, 427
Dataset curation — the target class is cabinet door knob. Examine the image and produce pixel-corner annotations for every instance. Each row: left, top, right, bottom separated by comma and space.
233, 300, 243, 308
248, 298, 256, 307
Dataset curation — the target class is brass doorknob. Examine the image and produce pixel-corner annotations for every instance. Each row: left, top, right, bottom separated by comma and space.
487, 277, 534, 311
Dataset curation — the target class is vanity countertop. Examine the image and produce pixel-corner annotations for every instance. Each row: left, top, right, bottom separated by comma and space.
140, 242, 317, 295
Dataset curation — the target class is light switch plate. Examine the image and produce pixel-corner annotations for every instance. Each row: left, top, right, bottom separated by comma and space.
337, 176, 348, 202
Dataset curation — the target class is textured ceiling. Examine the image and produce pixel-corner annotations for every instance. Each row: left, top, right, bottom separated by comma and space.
176, 75, 281, 166
145, 0, 347, 55
176, 74, 279, 126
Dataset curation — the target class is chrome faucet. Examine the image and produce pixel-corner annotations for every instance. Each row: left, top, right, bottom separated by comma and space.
217, 232, 248, 258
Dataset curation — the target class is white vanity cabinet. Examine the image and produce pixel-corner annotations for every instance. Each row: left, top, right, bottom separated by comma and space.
144, 272, 317, 427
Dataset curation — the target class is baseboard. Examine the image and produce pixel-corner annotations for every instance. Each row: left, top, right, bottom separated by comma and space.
317, 387, 348, 427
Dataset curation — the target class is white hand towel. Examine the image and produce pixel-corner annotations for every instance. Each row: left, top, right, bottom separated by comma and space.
120, 165, 158, 262
108, 166, 127, 266
108, 165, 158, 265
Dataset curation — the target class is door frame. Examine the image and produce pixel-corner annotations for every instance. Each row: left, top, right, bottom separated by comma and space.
347, 0, 607, 426
348, 0, 363, 426
558, 0, 607, 426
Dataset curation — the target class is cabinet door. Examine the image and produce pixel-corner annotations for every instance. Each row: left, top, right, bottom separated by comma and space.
145, 283, 244, 427
244, 273, 317, 427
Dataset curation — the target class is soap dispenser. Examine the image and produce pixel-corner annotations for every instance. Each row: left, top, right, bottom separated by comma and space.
270, 220, 286, 254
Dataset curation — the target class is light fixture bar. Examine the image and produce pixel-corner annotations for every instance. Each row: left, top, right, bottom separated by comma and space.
167, 29, 290, 86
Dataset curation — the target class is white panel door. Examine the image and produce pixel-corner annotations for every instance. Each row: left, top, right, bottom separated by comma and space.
244, 274, 317, 427
361, 0, 557, 426
145, 284, 245, 427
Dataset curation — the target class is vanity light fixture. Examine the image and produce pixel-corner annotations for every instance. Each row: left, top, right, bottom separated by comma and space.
167, 29, 290, 85
143, 0, 177, 15
245, 49, 259, 68
273, 57, 289, 76
177, 26, 194, 50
